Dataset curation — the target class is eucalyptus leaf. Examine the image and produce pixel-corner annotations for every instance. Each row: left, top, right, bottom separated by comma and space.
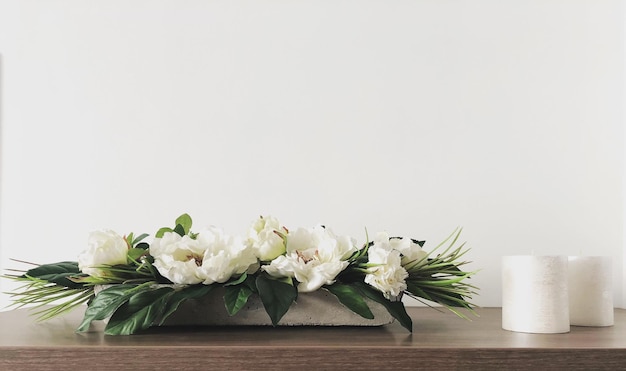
155, 227, 173, 238
173, 224, 186, 237
175, 213, 193, 235
326, 283, 374, 319
255, 274, 297, 326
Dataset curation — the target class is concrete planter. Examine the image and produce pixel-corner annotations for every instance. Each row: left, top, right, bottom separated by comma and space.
96, 285, 395, 327
165, 287, 395, 327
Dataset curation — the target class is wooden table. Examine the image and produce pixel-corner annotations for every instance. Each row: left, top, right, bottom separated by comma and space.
0, 307, 625, 370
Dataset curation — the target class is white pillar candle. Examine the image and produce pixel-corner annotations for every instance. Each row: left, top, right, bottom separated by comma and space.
502, 256, 570, 333
568, 256, 613, 326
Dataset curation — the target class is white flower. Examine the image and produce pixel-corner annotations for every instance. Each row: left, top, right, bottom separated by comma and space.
150, 232, 207, 284
364, 233, 409, 299
388, 235, 428, 265
247, 215, 286, 261
78, 229, 129, 277
151, 227, 259, 285
262, 225, 357, 292
195, 227, 259, 285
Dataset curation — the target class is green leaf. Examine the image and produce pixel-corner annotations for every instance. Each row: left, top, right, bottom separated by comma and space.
76, 284, 144, 332
223, 273, 248, 287
399, 227, 477, 317
155, 227, 173, 238
354, 282, 413, 332
105, 287, 174, 335
326, 283, 374, 319
23, 262, 84, 289
255, 274, 297, 326
173, 224, 186, 237
242, 273, 258, 292
127, 248, 147, 263
406, 281, 435, 301
131, 233, 150, 246
126, 232, 134, 245
224, 285, 253, 316
135, 242, 150, 250
159, 285, 214, 325
175, 213, 193, 234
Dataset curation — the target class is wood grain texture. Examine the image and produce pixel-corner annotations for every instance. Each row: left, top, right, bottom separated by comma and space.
1, 307, 625, 370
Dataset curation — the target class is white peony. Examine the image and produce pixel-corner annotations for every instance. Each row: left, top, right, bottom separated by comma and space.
195, 226, 259, 285
364, 233, 409, 299
151, 227, 259, 285
78, 229, 129, 277
387, 234, 428, 265
262, 225, 357, 292
150, 232, 207, 284
247, 215, 287, 261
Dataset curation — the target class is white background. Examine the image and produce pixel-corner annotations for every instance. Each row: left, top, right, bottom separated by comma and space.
0, 0, 623, 309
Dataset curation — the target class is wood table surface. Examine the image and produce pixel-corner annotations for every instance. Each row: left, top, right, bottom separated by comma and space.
1, 307, 625, 370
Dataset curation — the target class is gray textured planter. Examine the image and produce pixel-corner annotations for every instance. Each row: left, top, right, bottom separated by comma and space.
96, 285, 395, 327
165, 287, 395, 326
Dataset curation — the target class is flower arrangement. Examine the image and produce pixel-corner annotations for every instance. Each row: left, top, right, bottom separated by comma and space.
4, 214, 477, 335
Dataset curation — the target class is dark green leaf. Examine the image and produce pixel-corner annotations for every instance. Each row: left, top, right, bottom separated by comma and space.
23, 262, 84, 289
406, 281, 435, 302
76, 284, 144, 332
135, 242, 150, 250
24, 261, 80, 278
159, 285, 214, 325
255, 274, 297, 326
173, 224, 186, 237
132, 233, 150, 246
326, 283, 374, 319
105, 287, 174, 335
224, 285, 253, 316
156, 227, 173, 238
227, 273, 259, 293
143, 254, 155, 264
223, 273, 248, 287
175, 213, 193, 235
354, 282, 412, 332
242, 274, 258, 292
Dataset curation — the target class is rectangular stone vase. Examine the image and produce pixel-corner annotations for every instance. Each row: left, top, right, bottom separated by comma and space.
95, 285, 394, 327
164, 287, 395, 327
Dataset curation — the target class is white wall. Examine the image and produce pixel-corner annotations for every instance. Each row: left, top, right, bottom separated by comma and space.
0, 0, 623, 309
623, 1, 626, 311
